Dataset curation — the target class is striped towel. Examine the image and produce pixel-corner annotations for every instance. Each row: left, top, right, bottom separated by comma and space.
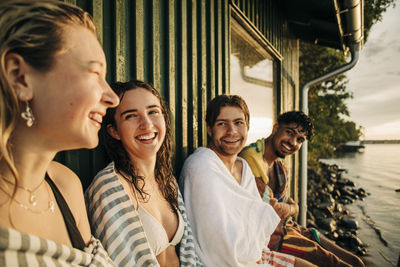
0, 226, 114, 266
257, 249, 295, 267
85, 162, 203, 267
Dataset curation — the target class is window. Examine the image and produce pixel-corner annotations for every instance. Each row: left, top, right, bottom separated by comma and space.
230, 17, 276, 144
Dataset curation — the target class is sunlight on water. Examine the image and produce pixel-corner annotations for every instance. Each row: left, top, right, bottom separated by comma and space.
321, 144, 400, 266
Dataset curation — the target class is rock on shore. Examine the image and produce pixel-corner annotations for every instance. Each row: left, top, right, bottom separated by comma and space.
307, 162, 369, 256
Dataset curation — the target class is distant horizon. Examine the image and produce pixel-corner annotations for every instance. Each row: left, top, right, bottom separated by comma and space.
361, 139, 400, 144
361, 138, 400, 141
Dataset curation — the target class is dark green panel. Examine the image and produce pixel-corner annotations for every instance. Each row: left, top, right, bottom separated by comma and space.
64, 0, 76, 5
197, 0, 208, 147
222, 0, 229, 94
188, 0, 199, 153
143, 0, 153, 82
215, 0, 222, 95
135, 0, 145, 80
206, 0, 216, 101
158, 0, 171, 98
102, 0, 116, 83
174, 0, 189, 173
231, 0, 284, 55
92, 0, 103, 45
57, 0, 236, 188
115, 0, 129, 81
165, 0, 177, 164
76, 0, 92, 12
152, 1, 161, 90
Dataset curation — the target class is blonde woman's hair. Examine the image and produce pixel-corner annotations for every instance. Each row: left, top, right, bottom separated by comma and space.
0, 0, 96, 190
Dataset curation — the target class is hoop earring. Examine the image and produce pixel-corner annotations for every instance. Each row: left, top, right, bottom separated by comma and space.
21, 101, 35, 127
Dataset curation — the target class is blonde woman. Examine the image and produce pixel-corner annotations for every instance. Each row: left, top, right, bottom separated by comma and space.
86, 80, 203, 266
0, 1, 119, 265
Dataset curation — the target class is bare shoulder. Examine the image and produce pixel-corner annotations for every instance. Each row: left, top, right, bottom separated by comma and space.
47, 161, 91, 243
47, 161, 83, 195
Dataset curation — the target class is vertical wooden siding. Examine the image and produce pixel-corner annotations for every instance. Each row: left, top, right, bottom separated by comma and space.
231, 0, 283, 55
230, 0, 300, 202
57, 0, 230, 189
58, 0, 299, 194
231, 0, 300, 113
282, 34, 300, 203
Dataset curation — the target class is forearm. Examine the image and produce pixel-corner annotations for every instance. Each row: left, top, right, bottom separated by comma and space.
271, 199, 298, 219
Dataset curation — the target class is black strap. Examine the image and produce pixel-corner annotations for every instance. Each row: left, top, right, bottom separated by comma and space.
45, 173, 86, 250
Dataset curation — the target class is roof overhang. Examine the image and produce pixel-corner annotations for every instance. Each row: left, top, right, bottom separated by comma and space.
281, 0, 364, 52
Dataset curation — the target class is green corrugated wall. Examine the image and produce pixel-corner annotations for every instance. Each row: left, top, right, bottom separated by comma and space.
231, 0, 300, 201
57, 0, 300, 192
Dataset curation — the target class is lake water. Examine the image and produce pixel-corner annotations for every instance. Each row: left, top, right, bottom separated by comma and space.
321, 144, 400, 266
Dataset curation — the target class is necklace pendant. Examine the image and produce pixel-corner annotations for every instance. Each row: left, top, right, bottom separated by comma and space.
29, 194, 37, 206
49, 200, 55, 213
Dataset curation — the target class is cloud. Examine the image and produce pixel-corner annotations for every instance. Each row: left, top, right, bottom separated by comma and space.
344, 4, 400, 141
363, 41, 386, 59
386, 71, 400, 76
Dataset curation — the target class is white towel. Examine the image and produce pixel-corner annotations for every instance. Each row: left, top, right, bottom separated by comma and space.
179, 147, 280, 267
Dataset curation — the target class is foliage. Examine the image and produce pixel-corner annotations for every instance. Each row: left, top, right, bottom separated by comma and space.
300, 43, 362, 167
300, 0, 395, 167
364, 0, 396, 41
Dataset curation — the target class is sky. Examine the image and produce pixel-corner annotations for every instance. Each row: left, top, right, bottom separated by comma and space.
346, 2, 400, 140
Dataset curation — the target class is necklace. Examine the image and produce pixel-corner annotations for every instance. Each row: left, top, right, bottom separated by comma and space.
0, 182, 55, 214
2, 177, 45, 206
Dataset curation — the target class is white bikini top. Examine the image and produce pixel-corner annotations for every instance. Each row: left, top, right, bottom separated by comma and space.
134, 191, 184, 256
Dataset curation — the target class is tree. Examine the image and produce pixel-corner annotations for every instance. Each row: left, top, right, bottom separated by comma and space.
300, 42, 363, 167
364, 0, 396, 42
300, 0, 395, 167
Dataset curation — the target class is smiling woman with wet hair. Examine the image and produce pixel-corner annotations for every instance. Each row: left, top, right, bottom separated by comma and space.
85, 80, 203, 267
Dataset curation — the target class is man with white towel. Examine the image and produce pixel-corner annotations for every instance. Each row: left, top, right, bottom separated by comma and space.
179, 95, 315, 267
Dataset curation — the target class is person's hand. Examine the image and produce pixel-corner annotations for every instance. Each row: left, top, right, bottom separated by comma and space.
269, 197, 277, 207
287, 197, 299, 216
270, 198, 290, 219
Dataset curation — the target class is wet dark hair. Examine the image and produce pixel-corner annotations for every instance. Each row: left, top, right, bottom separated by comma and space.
277, 111, 314, 141
205, 94, 250, 128
101, 80, 177, 210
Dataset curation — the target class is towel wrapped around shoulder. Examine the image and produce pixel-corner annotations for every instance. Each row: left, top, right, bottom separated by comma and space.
179, 147, 280, 267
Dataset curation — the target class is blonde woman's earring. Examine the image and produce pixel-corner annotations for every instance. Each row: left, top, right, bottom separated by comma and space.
21, 101, 35, 127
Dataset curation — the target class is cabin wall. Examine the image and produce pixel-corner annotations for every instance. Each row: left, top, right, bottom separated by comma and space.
230, 0, 300, 201
58, 0, 300, 201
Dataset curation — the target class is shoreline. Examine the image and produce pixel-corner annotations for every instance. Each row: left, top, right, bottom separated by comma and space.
318, 145, 400, 267
307, 162, 369, 258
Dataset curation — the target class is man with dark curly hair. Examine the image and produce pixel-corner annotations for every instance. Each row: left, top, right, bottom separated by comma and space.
240, 111, 364, 267
240, 111, 313, 209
